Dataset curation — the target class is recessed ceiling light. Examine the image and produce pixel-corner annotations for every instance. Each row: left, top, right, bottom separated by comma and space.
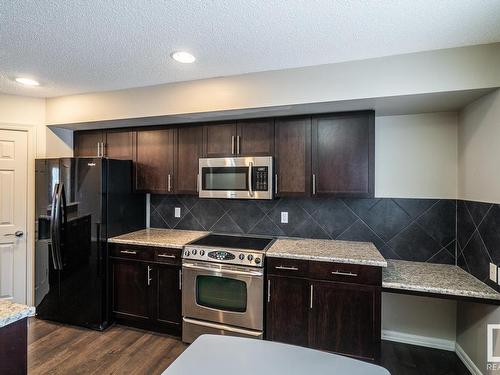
171, 51, 196, 64
15, 77, 40, 86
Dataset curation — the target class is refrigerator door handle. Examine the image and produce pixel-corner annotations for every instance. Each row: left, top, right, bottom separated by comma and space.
49, 184, 59, 270
58, 183, 68, 270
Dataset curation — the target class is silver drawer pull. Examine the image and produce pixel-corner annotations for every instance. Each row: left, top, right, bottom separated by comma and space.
331, 270, 357, 277
158, 254, 176, 259
120, 250, 137, 255
275, 265, 299, 271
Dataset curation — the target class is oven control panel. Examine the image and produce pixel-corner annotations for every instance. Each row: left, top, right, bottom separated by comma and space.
183, 247, 264, 267
252, 166, 269, 191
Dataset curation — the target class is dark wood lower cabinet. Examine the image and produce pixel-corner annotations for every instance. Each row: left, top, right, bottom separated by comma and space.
266, 258, 382, 362
0, 317, 27, 375
266, 275, 309, 347
110, 245, 182, 336
308, 281, 380, 362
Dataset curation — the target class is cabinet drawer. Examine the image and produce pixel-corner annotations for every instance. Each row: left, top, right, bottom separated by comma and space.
266, 258, 309, 277
309, 261, 381, 286
155, 248, 182, 265
109, 244, 154, 261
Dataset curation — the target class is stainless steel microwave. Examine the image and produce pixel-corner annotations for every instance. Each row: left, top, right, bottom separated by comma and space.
198, 157, 273, 199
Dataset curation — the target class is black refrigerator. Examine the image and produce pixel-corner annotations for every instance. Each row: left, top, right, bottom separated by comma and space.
34, 157, 145, 330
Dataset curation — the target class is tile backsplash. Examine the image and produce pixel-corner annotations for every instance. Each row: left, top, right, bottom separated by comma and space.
457, 200, 500, 291
150, 195, 457, 264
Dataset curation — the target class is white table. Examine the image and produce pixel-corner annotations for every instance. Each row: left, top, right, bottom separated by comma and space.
163, 335, 390, 375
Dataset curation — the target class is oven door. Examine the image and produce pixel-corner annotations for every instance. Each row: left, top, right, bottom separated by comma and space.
182, 260, 264, 331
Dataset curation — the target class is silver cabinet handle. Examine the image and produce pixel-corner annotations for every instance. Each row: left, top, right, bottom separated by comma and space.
167, 174, 172, 192
158, 254, 176, 259
231, 136, 235, 155
196, 173, 200, 192
101, 142, 106, 157
179, 269, 182, 290
331, 270, 358, 277
97, 142, 101, 157
147, 266, 152, 286
275, 265, 298, 271
120, 250, 137, 255
267, 279, 271, 303
4, 231, 24, 237
248, 161, 254, 197
274, 174, 278, 195
237, 136, 241, 155
312, 174, 316, 195
310, 284, 313, 309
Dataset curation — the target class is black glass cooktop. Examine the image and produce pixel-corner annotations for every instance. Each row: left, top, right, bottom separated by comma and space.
189, 234, 273, 251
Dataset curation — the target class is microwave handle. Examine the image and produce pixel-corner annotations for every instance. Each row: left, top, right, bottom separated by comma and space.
248, 161, 254, 197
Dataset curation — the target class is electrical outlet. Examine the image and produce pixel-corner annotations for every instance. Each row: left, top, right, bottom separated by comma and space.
281, 211, 288, 224
174, 207, 181, 218
490, 263, 497, 283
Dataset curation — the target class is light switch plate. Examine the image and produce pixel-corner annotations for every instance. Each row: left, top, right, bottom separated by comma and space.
281, 211, 288, 224
490, 263, 497, 283
174, 207, 181, 218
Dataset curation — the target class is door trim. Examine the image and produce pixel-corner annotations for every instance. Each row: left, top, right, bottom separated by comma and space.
0, 123, 36, 306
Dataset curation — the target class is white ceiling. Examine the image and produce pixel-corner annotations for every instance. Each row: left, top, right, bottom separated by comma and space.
2, 0, 500, 98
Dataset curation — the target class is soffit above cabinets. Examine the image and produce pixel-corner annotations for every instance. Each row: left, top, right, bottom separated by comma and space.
50, 88, 496, 131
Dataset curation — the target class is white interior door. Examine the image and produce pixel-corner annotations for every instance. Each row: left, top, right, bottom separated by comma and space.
0, 129, 28, 303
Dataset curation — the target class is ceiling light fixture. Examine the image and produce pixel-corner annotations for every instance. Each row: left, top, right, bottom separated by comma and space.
15, 77, 40, 86
171, 51, 196, 63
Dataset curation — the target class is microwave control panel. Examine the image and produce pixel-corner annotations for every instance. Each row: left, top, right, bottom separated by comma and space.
253, 166, 269, 191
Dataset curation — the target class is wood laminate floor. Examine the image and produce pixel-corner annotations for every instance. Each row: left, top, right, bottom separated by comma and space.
28, 318, 470, 375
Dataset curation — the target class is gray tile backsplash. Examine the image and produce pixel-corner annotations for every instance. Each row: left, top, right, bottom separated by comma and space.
150, 195, 457, 264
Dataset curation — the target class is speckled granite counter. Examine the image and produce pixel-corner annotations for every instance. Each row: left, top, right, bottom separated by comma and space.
0, 300, 35, 328
266, 238, 387, 267
109, 228, 208, 249
382, 260, 500, 302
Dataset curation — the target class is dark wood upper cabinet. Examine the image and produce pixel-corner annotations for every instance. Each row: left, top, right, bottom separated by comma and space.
311, 111, 374, 197
176, 125, 203, 194
104, 130, 134, 160
155, 264, 182, 327
236, 119, 274, 156
203, 122, 237, 157
111, 259, 151, 322
135, 128, 176, 193
308, 281, 381, 362
266, 275, 310, 347
274, 117, 311, 196
74, 130, 104, 157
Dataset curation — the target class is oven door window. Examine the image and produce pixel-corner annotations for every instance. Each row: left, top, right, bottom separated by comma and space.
196, 275, 247, 313
202, 167, 248, 191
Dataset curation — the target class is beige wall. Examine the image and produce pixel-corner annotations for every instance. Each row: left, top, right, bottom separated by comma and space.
458, 89, 500, 204
0, 94, 72, 157
45, 43, 500, 126
375, 112, 458, 199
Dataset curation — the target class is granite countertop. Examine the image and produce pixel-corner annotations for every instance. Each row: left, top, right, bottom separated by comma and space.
382, 260, 500, 301
109, 228, 208, 249
0, 300, 35, 328
266, 238, 387, 267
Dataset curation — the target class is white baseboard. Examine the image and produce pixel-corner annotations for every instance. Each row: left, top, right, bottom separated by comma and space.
382, 329, 456, 351
455, 343, 482, 375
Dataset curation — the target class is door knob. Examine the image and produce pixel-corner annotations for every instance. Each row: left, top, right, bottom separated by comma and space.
4, 231, 23, 237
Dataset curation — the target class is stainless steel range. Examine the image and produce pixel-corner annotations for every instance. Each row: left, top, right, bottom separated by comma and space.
182, 234, 274, 343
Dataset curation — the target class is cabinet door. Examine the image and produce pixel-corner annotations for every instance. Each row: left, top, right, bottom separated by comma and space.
311, 111, 374, 197
135, 128, 176, 193
176, 126, 202, 194
105, 130, 134, 160
155, 264, 182, 327
309, 281, 381, 361
236, 119, 274, 156
74, 130, 103, 157
111, 259, 151, 321
266, 275, 310, 346
274, 117, 311, 196
203, 122, 237, 157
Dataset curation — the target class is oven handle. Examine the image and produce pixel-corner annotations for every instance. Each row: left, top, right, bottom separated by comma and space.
182, 262, 263, 277
183, 317, 263, 337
